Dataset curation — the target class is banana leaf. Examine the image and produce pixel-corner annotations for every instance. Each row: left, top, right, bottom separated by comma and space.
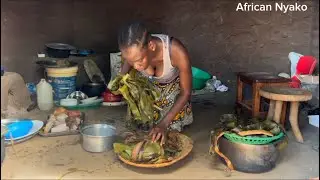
114, 132, 182, 164
113, 143, 133, 160
107, 71, 160, 124
215, 114, 283, 136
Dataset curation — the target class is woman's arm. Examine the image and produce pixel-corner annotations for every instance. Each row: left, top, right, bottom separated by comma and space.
150, 38, 192, 144
161, 38, 192, 126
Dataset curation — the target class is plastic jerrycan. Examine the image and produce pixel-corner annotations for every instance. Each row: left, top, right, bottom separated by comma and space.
36, 79, 54, 111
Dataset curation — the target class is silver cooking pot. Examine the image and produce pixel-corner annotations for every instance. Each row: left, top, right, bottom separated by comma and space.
80, 124, 116, 153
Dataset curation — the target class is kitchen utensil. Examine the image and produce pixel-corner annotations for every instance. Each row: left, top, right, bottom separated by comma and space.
84, 59, 106, 83
117, 133, 193, 168
4, 121, 33, 139
192, 66, 212, 90
81, 96, 98, 104
102, 101, 126, 106
66, 91, 88, 100
102, 89, 123, 102
45, 43, 76, 58
81, 83, 106, 97
60, 98, 78, 106
36, 59, 77, 68
1, 119, 44, 141
80, 124, 116, 153
217, 136, 286, 173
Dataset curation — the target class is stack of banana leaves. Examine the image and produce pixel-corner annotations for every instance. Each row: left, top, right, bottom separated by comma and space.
107, 70, 161, 125
215, 114, 283, 137
113, 132, 182, 164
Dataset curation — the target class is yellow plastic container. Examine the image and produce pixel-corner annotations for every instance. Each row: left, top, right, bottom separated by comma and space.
46, 66, 79, 102
46, 66, 78, 77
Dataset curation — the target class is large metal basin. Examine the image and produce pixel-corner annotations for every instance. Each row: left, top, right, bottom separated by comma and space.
218, 136, 287, 173
80, 124, 116, 153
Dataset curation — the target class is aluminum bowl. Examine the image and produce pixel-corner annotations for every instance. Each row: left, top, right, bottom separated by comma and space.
80, 124, 116, 153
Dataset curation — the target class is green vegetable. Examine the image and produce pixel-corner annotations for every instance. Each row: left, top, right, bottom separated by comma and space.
107, 70, 160, 124
113, 132, 182, 164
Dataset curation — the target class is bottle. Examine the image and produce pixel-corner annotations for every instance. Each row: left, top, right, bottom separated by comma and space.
36, 79, 53, 111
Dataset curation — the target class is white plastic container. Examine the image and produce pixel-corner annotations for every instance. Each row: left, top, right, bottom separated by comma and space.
36, 79, 54, 111
308, 115, 319, 128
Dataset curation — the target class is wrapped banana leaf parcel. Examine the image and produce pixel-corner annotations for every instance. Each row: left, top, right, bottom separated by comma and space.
113, 131, 183, 164
107, 70, 161, 126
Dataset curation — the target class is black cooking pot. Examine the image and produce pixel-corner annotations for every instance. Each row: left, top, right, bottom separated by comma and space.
217, 136, 287, 173
45, 43, 76, 58
81, 83, 106, 97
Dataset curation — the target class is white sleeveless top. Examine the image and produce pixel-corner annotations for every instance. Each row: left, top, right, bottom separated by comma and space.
141, 34, 179, 84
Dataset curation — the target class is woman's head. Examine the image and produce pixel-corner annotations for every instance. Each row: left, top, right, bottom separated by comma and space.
118, 22, 155, 71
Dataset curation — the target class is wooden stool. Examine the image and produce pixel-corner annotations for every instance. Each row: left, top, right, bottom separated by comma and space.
236, 72, 291, 119
259, 87, 312, 143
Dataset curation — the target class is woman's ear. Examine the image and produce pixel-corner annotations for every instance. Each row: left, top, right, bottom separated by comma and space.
148, 41, 156, 51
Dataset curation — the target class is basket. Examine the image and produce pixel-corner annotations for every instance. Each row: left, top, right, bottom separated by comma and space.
117, 133, 193, 168
223, 132, 284, 145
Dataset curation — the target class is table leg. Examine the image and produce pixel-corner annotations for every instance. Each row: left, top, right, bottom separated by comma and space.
252, 83, 262, 117
280, 102, 287, 127
267, 100, 275, 120
289, 102, 304, 143
236, 76, 244, 115
236, 76, 243, 102
274, 101, 283, 124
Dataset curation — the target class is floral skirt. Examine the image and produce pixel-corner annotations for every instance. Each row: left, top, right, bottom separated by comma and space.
152, 76, 194, 132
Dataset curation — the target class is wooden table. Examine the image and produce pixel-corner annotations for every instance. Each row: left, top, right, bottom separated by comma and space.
236, 72, 291, 120
259, 87, 312, 143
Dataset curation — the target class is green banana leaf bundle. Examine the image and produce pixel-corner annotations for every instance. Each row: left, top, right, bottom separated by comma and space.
107, 70, 161, 124
113, 132, 182, 164
215, 114, 282, 137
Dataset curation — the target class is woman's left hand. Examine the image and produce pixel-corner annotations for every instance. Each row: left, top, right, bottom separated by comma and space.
149, 120, 170, 146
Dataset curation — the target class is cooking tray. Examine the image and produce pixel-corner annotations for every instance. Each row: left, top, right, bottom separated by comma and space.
38, 112, 85, 137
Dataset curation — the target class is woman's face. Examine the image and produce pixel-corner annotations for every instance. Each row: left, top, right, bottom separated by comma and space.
121, 44, 150, 72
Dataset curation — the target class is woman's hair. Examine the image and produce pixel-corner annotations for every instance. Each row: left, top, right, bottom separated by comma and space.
118, 22, 151, 49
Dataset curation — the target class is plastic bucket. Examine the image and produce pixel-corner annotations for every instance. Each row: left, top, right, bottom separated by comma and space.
192, 66, 211, 90
46, 66, 78, 102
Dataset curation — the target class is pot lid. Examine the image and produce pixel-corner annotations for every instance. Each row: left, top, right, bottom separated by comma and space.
45, 43, 76, 50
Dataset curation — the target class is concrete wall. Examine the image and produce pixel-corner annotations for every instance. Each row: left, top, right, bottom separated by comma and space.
1, 0, 319, 83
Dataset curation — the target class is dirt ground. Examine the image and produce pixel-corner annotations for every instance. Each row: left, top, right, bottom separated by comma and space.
1, 90, 319, 179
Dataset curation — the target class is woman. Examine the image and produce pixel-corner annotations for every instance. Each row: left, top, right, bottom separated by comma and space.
118, 22, 193, 145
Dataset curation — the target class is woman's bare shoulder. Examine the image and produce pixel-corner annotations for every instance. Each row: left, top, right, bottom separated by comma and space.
170, 37, 189, 66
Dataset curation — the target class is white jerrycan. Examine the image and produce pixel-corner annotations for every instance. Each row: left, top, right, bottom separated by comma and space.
36, 79, 53, 111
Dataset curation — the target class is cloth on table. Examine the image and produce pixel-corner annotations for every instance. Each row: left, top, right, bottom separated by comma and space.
290, 55, 317, 88
288, 52, 303, 77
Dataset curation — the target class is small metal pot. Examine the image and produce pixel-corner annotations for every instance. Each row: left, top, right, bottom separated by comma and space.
80, 124, 116, 153
81, 83, 106, 97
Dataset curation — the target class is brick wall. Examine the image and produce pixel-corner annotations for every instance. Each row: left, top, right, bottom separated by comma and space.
1, 0, 319, 82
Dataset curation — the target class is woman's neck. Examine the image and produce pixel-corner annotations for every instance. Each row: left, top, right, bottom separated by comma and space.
150, 37, 163, 67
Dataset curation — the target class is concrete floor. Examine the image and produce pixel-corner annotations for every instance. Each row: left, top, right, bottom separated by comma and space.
1, 91, 319, 179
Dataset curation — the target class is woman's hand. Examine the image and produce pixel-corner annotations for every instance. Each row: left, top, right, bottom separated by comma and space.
149, 120, 170, 146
